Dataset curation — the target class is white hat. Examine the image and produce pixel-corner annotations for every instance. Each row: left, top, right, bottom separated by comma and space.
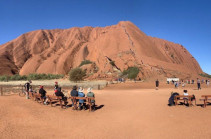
87, 87, 92, 93
78, 87, 84, 92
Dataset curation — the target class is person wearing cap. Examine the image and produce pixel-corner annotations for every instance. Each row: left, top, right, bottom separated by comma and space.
78, 87, 86, 110
39, 85, 47, 104
55, 89, 68, 106
87, 87, 95, 110
54, 81, 59, 90
70, 86, 78, 109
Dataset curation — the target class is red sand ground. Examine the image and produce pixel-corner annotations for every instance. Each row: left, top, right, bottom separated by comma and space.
0, 82, 211, 139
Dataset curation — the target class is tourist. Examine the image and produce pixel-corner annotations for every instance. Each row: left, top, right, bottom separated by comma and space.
54, 81, 59, 90
182, 82, 185, 88
183, 90, 189, 105
24, 80, 32, 99
78, 87, 86, 110
87, 87, 95, 111
207, 80, 210, 87
39, 86, 48, 105
197, 78, 201, 90
155, 79, 159, 90
70, 86, 78, 109
55, 89, 68, 107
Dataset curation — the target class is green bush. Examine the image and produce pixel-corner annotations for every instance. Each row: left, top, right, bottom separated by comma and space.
0, 74, 64, 81
199, 73, 211, 78
0, 76, 8, 81
10, 74, 27, 80
123, 67, 139, 79
79, 60, 92, 67
27, 73, 64, 80
69, 68, 86, 82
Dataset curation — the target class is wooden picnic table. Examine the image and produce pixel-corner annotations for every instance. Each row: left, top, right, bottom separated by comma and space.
200, 95, 211, 108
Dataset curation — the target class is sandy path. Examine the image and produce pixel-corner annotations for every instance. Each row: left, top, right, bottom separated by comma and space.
0, 82, 211, 139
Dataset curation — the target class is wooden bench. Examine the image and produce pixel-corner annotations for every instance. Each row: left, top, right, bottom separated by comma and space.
33, 93, 44, 104
174, 95, 196, 106
47, 95, 64, 108
28, 92, 37, 100
70, 97, 95, 111
200, 95, 211, 108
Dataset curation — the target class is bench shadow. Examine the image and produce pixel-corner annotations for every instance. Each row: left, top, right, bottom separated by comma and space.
95, 104, 104, 111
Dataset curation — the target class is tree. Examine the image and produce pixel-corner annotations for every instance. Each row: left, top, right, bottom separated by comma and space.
69, 68, 86, 82
123, 67, 139, 79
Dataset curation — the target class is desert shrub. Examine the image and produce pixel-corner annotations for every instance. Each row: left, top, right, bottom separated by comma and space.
79, 60, 92, 67
27, 73, 64, 80
9, 74, 27, 80
199, 73, 211, 78
0, 76, 8, 81
123, 67, 139, 79
69, 68, 86, 82
0, 74, 64, 81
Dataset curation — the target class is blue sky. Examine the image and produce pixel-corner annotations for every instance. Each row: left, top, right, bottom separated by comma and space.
0, 0, 210, 74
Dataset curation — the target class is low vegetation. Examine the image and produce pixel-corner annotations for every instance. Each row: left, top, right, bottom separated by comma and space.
122, 67, 139, 79
79, 60, 92, 67
0, 74, 64, 81
199, 73, 211, 78
69, 68, 86, 82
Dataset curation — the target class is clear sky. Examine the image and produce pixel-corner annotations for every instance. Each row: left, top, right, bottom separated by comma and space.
0, 0, 210, 74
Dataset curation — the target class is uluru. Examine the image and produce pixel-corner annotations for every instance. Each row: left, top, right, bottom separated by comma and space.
0, 21, 203, 80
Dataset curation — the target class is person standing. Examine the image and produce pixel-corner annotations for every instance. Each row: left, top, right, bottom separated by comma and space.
197, 78, 201, 90
207, 80, 210, 87
24, 80, 32, 99
155, 79, 159, 90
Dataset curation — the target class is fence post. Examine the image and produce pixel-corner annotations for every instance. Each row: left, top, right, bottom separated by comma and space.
0, 87, 3, 96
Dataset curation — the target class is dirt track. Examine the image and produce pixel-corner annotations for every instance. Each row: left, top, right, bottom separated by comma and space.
0, 82, 211, 139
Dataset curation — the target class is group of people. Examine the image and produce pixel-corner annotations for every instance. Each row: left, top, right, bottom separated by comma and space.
24, 81, 95, 111
168, 89, 195, 106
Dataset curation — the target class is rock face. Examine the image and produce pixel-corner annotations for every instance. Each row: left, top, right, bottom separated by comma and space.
0, 21, 203, 79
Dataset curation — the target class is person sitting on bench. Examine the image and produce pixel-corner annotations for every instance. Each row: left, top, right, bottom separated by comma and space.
39, 86, 48, 105
70, 86, 78, 109
87, 87, 95, 110
78, 87, 86, 110
54, 81, 59, 90
183, 90, 189, 105
55, 89, 68, 106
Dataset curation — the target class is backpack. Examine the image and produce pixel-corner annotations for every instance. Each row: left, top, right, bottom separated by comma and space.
168, 92, 179, 106
191, 95, 196, 101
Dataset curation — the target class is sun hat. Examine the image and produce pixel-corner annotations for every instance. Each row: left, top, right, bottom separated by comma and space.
87, 87, 92, 93
78, 87, 84, 92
